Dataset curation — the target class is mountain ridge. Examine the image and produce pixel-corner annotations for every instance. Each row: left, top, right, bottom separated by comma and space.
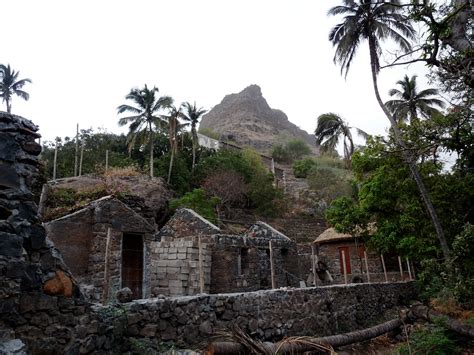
199, 85, 317, 154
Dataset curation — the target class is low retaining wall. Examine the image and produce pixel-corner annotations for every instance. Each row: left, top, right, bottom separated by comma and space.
116, 281, 416, 347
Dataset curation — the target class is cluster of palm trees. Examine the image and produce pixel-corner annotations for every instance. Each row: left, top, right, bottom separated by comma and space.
324, 0, 450, 260
117, 85, 207, 183
0, 64, 31, 114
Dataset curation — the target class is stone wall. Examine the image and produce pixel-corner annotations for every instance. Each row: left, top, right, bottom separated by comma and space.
119, 281, 416, 347
209, 232, 300, 293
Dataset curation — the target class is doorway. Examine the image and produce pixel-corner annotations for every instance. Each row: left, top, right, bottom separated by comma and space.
121, 233, 144, 299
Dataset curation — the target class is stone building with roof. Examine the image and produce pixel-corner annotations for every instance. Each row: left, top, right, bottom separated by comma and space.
313, 228, 403, 284
44, 196, 156, 303
45, 201, 300, 303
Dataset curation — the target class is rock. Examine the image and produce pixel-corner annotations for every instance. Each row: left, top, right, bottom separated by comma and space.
199, 320, 213, 335
140, 324, 157, 337
0, 232, 23, 257
20, 140, 42, 156
199, 84, 317, 154
43, 271, 73, 297
116, 287, 133, 303
0, 339, 27, 354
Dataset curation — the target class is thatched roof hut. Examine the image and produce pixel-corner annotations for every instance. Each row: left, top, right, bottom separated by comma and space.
313, 228, 353, 244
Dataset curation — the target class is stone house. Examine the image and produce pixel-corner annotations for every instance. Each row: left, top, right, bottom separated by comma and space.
45, 201, 300, 302
44, 196, 156, 303
152, 209, 300, 296
314, 228, 402, 284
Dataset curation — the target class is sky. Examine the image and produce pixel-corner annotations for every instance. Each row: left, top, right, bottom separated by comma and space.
3, 0, 430, 147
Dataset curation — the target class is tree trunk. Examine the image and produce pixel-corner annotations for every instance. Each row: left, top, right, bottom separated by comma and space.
74, 123, 79, 177
208, 318, 404, 354
410, 303, 474, 338
167, 143, 174, 184
368, 38, 451, 261
149, 123, 154, 178
192, 127, 197, 170
6, 99, 11, 114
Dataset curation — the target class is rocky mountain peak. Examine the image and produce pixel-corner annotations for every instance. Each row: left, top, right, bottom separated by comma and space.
199, 85, 317, 154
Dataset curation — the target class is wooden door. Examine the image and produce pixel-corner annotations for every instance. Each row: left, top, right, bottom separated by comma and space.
338, 246, 351, 274
121, 233, 143, 299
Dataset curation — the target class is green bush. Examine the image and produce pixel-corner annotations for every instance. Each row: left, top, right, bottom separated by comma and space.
155, 153, 191, 196
293, 157, 317, 178
396, 322, 459, 355
194, 149, 285, 217
169, 188, 219, 224
271, 139, 311, 163
271, 144, 291, 163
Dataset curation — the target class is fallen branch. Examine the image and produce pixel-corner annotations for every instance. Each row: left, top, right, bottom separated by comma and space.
207, 317, 404, 354
410, 303, 474, 338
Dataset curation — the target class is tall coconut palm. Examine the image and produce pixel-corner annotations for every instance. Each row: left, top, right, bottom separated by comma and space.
117, 85, 172, 178
329, 0, 451, 260
385, 74, 445, 123
315, 113, 368, 169
0, 64, 32, 114
165, 104, 184, 184
182, 102, 207, 170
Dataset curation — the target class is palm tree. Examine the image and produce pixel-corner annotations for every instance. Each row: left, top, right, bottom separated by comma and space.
315, 113, 368, 169
165, 104, 184, 184
386, 74, 445, 123
329, 0, 451, 260
182, 102, 207, 170
0, 64, 32, 114
117, 85, 172, 178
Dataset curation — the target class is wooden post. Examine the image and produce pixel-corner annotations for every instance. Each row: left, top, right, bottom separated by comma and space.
38, 184, 50, 219
74, 123, 79, 176
363, 250, 371, 283
406, 258, 412, 280
311, 244, 317, 286
79, 141, 84, 177
102, 228, 112, 304
105, 149, 109, 173
398, 256, 404, 280
53, 142, 58, 180
341, 249, 348, 284
198, 236, 205, 294
380, 254, 388, 283
269, 241, 276, 289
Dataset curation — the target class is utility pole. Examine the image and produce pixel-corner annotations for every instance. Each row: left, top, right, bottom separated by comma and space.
74, 124, 79, 176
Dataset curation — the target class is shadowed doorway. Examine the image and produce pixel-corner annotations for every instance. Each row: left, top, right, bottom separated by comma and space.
121, 233, 144, 299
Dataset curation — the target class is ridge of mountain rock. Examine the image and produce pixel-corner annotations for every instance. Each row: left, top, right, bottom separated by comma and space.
199, 85, 317, 153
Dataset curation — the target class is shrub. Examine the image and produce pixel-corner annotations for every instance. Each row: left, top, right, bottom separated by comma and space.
169, 188, 219, 224
202, 170, 247, 216
272, 144, 291, 163
396, 321, 459, 355
155, 153, 191, 195
272, 139, 312, 163
286, 139, 311, 160
293, 157, 317, 178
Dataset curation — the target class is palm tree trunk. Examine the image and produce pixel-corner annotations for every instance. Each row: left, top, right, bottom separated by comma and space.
192, 127, 197, 170
149, 123, 154, 178
208, 318, 404, 354
368, 39, 450, 261
167, 142, 175, 184
6, 99, 11, 114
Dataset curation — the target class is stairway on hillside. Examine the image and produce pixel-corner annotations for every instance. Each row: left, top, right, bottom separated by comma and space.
278, 164, 310, 198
